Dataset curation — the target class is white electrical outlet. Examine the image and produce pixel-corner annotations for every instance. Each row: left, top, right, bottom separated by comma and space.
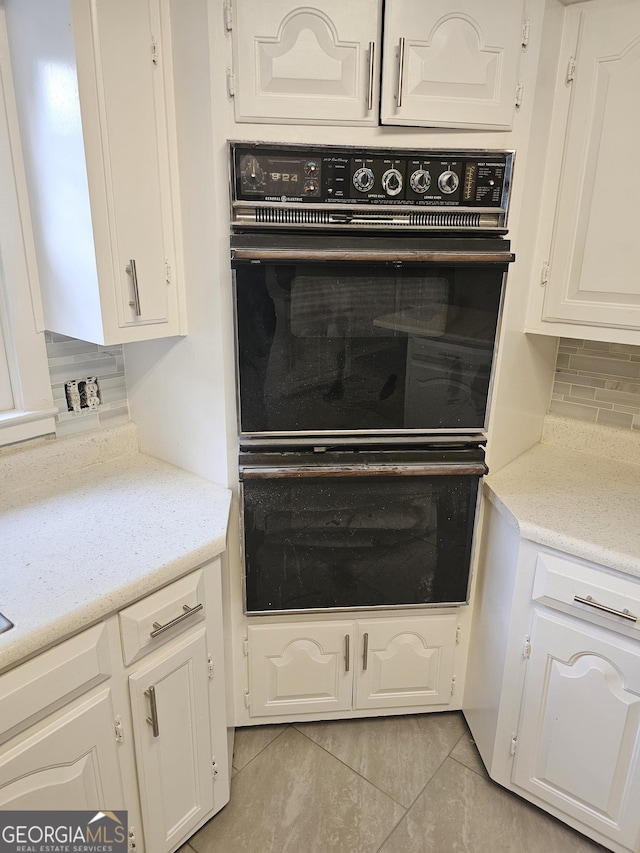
65, 377, 101, 412
85, 378, 100, 409
65, 380, 82, 413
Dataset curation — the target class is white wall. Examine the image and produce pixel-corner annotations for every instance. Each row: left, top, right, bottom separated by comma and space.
124, 0, 237, 487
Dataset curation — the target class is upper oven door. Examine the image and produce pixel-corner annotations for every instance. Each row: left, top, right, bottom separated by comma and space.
232, 234, 513, 443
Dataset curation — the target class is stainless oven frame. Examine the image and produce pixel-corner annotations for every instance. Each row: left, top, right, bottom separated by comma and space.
231, 235, 512, 447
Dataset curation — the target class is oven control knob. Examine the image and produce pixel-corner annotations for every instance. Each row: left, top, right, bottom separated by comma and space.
382, 168, 403, 196
438, 170, 460, 194
305, 160, 319, 175
410, 169, 431, 194
241, 156, 265, 190
304, 179, 319, 194
353, 167, 375, 192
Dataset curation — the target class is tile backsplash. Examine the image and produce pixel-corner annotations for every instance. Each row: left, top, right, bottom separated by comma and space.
550, 339, 640, 430
45, 332, 130, 438
44, 334, 640, 438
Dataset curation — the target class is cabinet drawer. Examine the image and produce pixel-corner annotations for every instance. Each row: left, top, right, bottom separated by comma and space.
0, 624, 111, 743
532, 551, 640, 637
119, 569, 207, 665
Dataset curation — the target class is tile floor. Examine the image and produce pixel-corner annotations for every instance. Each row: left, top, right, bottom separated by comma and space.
182, 712, 608, 853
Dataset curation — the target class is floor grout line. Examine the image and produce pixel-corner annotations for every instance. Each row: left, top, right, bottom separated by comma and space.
192, 715, 607, 853
292, 723, 411, 810
231, 723, 292, 777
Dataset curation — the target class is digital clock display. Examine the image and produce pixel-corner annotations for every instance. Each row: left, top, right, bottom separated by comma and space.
264, 157, 302, 188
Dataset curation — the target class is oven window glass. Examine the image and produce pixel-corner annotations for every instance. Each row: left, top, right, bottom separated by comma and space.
242, 472, 478, 613
234, 262, 504, 435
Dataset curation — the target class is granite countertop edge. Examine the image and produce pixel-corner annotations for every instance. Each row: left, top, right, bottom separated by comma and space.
484, 415, 640, 580
0, 425, 232, 674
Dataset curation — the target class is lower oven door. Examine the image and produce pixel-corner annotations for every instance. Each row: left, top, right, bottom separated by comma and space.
239, 447, 487, 615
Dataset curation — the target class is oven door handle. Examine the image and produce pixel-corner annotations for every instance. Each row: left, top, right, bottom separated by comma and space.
231, 247, 514, 264
240, 463, 488, 479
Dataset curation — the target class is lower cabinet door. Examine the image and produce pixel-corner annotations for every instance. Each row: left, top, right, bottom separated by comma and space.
512, 610, 640, 852
0, 688, 125, 810
247, 616, 458, 718
128, 628, 214, 853
355, 615, 457, 710
247, 622, 354, 717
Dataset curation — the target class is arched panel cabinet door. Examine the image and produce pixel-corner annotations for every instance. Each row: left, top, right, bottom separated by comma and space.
354, 615, 457, 710
0, 689, 125, 811
512, 610, 640, 852
247, 622, 355, 717
230, 0, 382, 126
541, 0, 640, 332
379, 0, 526, 129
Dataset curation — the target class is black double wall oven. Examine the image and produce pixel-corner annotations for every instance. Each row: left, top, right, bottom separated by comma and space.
230, 142, 515, 616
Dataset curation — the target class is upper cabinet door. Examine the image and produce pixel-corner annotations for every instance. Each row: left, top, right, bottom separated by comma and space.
231, 0, 382, 125
80, 0, 176, 332
379, 0, 525, 129
4, 0, 184, 345
542, 0, 640, 331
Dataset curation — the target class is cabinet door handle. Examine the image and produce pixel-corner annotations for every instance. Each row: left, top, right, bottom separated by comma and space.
396, 37, 406, 107
145, 685, 160, 737
126, 259, 142, 316
362, 632, 369, 671
150, 603, 203, 637
574, 595, 637, 622
367, 42, 376, 111
344, 634, 350, 672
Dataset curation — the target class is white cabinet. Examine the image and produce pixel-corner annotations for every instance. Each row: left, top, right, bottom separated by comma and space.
464, 500, 640, 853
245, 614, 458, 721
128, 630, 215, 853
513, 610, 640, 853
120, 562, 229, 853
230, 0, 526, 129
230, 0, 381, 125
355, 616, 457, 711
529, 0, 640, 341
379, 0, 526, 129
0, 689, 125, 810
247, 621, 354, 716
0, 626, 126, 815
4, 0, 185, 345
0, 560, 229, 853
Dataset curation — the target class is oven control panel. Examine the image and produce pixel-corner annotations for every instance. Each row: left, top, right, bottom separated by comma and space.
231, 142, 513, 209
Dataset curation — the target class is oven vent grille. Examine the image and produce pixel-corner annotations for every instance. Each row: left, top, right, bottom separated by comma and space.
252, 208, 490, 229
408, 212, 482, 228
256, 208, 331, 225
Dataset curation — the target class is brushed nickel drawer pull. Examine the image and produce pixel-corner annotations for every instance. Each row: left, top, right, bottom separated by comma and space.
396, 37, 406, 107
367, 42, 376, 111
126, 259, 142, 316
574, 595, 637, 622
362, 632, 369, 671
150, 603, 203, 637
145, 685, 159, 737
345, 634, 350, 672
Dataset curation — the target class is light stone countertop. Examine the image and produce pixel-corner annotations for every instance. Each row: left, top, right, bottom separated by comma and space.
0, 423, 231, 673
485, 415, 640, 578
